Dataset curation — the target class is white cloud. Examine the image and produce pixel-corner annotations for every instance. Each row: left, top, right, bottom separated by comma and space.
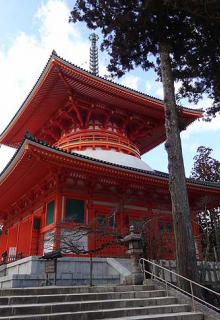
120, 75, 140, 90
0, 0, 95, 173
0, 146, 16, 174
145, 80, 152, 92
145, 79, 186, 99
99, 64, 109, 78
174, 81, 182, 94
36, 0, 80, 41
182, 141, 198, 153
143, 79, 164, 99
155, 87, 163, 98
0, 0, 92, 131
183, 115, 220, 138
35, 0, 90, 68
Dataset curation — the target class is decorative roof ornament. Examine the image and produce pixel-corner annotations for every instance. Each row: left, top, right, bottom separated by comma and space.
89, 33, 99, 76
24, 131, 34, 140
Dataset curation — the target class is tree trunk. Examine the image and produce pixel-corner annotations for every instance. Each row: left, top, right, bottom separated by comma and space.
159, 40, 201, 296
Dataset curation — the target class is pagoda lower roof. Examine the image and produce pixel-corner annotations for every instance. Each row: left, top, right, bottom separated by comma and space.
0, 52, 203, 154
0, 136, 220, 215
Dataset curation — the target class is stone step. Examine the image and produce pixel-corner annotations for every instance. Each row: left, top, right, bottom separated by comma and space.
0, 285, 154, 296
0, 304, 193, 319
102, 312, 204, 320
0, 296, 179, 317
0, 284, 205, 320
0, 290, 166, 305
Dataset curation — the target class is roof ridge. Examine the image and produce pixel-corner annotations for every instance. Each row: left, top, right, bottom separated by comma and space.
53, 52, 204, 114
0, 51, 204, 140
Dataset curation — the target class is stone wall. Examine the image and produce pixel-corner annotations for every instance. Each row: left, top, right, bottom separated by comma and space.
0, 256, 131, 288
151, 260, 220, 288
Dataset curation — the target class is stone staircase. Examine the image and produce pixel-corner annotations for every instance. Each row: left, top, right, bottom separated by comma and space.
0, 284, 203, 319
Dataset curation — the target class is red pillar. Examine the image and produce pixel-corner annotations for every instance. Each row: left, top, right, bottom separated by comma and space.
53, 187, 62, 251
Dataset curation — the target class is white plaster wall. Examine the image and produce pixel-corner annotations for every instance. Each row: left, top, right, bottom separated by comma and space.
74, 150, 154, 171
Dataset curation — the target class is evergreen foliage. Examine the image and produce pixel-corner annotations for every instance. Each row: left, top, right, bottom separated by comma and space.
70, 0, 220, 117
191, 146, 220, 182
191, 147, 220, 261
165, 0, 220, 20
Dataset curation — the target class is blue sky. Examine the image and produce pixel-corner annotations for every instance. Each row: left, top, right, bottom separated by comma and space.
0, 0, 220, 177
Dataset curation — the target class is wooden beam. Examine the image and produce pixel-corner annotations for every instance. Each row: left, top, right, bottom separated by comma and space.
63, 110, 80, 127
85, 109, 92, 128
103, 112, 111, 129
69, 98, 84, 128
128, 124, 146, 141
120, 116, 131, 131
54, 62, 74, 97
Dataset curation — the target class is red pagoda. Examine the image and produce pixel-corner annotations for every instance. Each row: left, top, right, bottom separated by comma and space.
0, 51, 220, 261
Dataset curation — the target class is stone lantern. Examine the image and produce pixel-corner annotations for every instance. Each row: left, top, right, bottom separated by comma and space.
122, 225, 143, 285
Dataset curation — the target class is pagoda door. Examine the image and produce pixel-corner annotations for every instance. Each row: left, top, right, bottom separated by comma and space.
16, 218, 41, 257
31, 217, 41, 255
17, 220, 32, 257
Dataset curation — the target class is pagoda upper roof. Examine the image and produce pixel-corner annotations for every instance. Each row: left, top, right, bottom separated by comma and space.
0, 52, 203, 154
0, 135, 220, 216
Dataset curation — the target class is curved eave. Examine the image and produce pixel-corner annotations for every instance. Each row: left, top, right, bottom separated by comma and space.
1, 138, 220, 215
0, 55, 58, 147
0, 138, 165, 213
155, 169, 220, 191
0, 52, 203, 152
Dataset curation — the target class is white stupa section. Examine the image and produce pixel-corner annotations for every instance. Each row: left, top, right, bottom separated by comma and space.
58, 119, 154, 171
74, 148, 154, 172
